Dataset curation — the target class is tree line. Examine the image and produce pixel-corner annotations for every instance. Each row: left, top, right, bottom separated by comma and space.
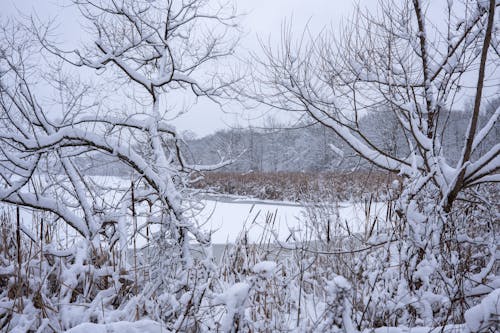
184, 101, 499, 173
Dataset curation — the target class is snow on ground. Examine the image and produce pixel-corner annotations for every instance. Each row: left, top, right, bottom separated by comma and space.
10, 176, 387, 249
191, 197, 387, 244
65, 319, 165, 333
86, 176, 388, 245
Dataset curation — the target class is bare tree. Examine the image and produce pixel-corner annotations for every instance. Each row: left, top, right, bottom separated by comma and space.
0, 0, 240, 329
254, 0, 498, 211
251, 0, 499, 325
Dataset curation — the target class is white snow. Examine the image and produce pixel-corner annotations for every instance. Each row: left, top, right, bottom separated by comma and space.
330, 275, 351, 290
216, 282, 251, 309
193, 197, 387, 244
252, 260, 277, 278
464, 288, 500, 332
215, 282, 251, 331
65, 319, 165, 333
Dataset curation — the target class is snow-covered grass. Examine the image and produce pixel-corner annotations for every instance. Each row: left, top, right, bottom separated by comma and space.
1, 175, 497, 332
16, 175, 386, 246
65, 320, 165, 333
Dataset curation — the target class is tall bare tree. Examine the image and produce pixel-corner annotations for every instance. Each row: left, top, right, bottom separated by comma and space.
251, 0, 499, 325
0, 0, 240, 329
254, 0, 498, 211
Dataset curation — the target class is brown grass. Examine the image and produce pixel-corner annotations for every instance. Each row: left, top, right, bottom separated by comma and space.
191, 171, 400, 201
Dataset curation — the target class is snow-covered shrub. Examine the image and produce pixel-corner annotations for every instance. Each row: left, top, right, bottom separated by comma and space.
464, 288, 500, 332
0, 0, 240, 330
292, 178, 498, 330
316, 276, 356, 333
350, 181, 499, 328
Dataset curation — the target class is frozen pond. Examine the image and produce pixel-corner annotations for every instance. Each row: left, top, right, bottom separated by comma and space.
8, 175, 388, 248
191, 196, 388, 244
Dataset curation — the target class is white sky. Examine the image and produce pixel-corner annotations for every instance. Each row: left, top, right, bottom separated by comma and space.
4, 1, 495, 137
179, 0, 366, 136
2, 0, 374, 136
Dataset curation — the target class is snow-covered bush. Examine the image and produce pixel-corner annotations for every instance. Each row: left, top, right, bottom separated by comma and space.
0, 0, 239, 330
1, 0, 498, 331
249, 0, 499, 330
316, 276, 355, 333
465, 288, 500, 332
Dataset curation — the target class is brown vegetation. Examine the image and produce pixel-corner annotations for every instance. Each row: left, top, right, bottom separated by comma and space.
191, 171, 400, 201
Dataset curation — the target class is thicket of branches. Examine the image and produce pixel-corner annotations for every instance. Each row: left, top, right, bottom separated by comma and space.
0, 0, 498, 332
0, 0, 241, 330
248, 0, 499, 329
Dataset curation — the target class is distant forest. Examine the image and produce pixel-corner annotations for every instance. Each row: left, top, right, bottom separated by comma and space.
73, 101, 499, 176
184, 102, 500, 173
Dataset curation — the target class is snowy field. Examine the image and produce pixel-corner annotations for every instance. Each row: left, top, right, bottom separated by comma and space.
89, 176, 388, 245
12, 175, 388, 251
191, 196, 387, 244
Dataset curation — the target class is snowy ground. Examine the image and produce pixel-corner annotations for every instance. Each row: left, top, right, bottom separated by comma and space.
12, 175, 388, 249
191, 195, 387, 244
82, 176, 387, 245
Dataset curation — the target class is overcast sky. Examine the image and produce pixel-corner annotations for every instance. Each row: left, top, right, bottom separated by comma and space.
3, 0, 375, 136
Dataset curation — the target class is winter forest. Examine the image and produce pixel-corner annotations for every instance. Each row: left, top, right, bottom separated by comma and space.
0, 0, 498, 332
